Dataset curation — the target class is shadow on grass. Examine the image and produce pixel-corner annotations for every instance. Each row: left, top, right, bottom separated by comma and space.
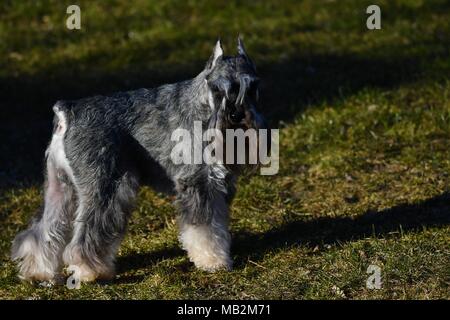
116, 192, 450, 281
233, 192, 450, 266
116, 247, 184, 274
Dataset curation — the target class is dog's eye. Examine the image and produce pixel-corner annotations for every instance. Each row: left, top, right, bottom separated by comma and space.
209, 77, 232, 97
228, 82, 239, 97
230, 108, 245, 123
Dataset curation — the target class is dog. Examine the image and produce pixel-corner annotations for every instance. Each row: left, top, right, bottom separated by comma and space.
11, 38, 267, 283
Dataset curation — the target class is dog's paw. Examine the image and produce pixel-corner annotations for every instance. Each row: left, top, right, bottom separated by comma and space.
66, 263, 115, 285
192, 255, 233, 272
66, 264, 98, 283
11, 229, 61, 283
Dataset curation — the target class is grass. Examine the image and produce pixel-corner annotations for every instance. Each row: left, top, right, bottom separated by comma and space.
0, 0, 449, 299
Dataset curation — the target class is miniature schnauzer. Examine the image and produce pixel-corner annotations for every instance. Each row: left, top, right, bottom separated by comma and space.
11, 38, 267, 283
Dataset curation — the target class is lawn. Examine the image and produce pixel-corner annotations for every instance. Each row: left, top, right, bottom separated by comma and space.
0, 0, 449, 299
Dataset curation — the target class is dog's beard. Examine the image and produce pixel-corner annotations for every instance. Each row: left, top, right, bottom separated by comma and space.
206, 96, 269, 174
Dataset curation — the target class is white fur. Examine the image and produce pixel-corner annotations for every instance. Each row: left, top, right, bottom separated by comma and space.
48, 108, 74, 182
211, 40, 223, 69
207, 86, 215, 110
179, 199, 232, 272
12, 108, 74, 282
12, 230, 57, 281
66, 263, 98, 283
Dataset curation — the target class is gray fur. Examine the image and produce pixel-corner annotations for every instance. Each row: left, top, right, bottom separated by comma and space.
11, 38, 267, 282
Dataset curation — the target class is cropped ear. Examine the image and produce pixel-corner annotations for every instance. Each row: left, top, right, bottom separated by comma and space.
237, 36, 256, 71
237, 36, 247, 56
206, 39, 223, 70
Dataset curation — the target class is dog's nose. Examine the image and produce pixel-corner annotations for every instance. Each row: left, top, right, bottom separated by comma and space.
230, 109, 245, 123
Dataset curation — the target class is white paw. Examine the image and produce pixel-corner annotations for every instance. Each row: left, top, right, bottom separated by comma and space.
191, 254, 233, 272
66, 264, 98, 284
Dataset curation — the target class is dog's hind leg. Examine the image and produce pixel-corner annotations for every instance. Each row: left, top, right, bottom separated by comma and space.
11, 108, 77, 282
62, 171, 138, 282
61, 127, 139, 282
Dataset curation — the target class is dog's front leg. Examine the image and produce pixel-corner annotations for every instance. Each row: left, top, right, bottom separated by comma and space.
176, 170, 233, 272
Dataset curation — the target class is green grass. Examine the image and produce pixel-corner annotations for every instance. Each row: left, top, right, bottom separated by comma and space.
0, 0, 449, 299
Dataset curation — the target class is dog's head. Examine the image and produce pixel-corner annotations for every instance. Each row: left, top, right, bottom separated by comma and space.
204, 38, 266, 132
204, 38, 269, 173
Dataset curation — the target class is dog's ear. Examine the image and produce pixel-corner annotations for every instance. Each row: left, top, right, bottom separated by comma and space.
237, 36, 247, 56
237, 36, 256, 72
206, 39, 223, 70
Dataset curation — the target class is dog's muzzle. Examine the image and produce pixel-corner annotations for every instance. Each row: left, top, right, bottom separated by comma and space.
229, 106, 246, 124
